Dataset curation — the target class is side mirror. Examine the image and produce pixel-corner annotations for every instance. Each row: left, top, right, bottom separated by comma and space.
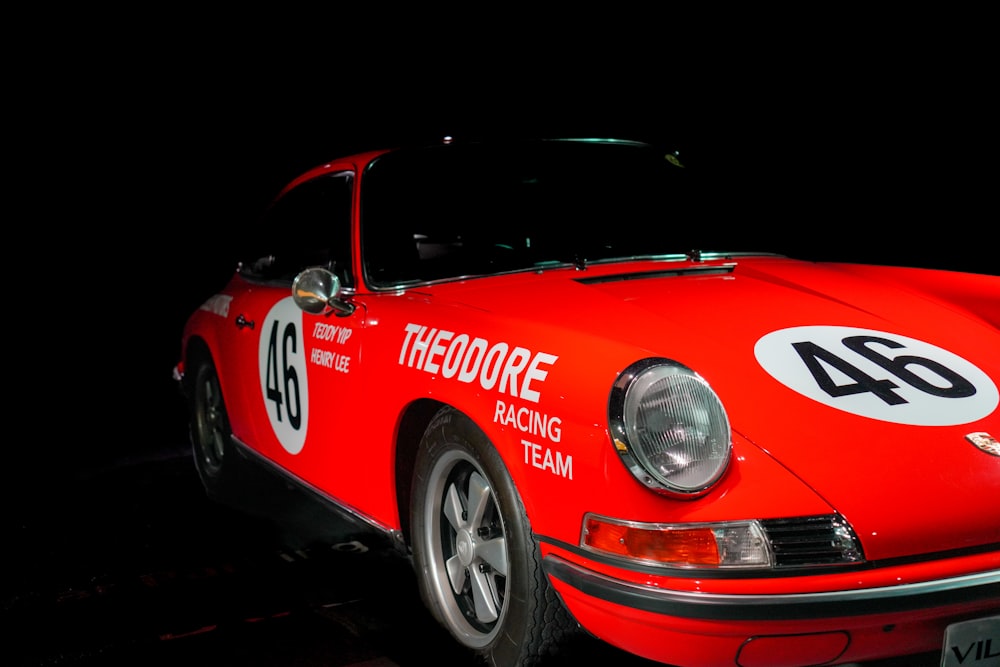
292, 267, 355, 316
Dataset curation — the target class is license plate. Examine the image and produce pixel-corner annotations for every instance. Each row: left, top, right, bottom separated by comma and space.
941, 616, 1000, 666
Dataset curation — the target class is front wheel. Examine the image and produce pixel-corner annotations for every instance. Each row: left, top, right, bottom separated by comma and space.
410, 407, 576, 666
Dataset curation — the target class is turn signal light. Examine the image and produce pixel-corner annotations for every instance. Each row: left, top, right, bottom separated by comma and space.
582, 514, 771, 568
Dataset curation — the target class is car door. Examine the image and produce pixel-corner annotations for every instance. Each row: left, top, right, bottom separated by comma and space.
230, 170, 363, 483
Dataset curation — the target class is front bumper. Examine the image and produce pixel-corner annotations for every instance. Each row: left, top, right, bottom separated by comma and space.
544, 554, 1000, 666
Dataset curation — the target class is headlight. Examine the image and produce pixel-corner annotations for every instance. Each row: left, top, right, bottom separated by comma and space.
609, 358, 731, 497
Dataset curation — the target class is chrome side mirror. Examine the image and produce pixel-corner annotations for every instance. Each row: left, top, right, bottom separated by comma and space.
292, 267, 355, 316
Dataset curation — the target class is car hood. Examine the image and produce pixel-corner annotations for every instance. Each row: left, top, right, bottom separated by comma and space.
434, 256, 1000, 560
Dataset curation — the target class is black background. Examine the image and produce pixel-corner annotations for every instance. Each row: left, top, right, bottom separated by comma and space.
20, 17, 996, 478
4, 19, 993, 666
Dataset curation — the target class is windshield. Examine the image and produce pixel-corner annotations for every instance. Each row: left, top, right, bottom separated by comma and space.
360, 139, 731, 288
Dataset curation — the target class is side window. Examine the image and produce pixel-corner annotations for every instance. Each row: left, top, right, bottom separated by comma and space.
240, 172, 354, 286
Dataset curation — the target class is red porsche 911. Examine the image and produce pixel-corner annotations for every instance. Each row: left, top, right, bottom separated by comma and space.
175, 137, 999, 666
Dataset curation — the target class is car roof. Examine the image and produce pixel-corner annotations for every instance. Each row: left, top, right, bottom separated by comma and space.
279, 136, 665, 194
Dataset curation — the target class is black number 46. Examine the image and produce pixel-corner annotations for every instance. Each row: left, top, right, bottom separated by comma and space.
792, 335, 976, 406
265, 320, 302, 429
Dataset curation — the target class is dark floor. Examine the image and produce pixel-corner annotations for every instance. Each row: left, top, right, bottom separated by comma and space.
5, 437, 946, 667
4, 442, 654, 667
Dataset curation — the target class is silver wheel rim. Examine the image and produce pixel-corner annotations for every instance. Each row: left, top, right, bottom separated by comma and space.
196, 371, 226, 473
422, 448, 510, 648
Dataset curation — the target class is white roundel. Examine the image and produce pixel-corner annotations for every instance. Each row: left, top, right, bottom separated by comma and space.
754, 326, 998, 426
257, 297, 309, 454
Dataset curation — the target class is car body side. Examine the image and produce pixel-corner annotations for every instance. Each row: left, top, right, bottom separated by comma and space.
177, 142, 1000, 666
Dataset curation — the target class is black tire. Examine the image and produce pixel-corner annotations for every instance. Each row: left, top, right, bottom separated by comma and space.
410, 407, 577, 667
189, 358, 237, 497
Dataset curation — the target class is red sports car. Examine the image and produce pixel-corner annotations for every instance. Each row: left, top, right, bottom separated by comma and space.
175, 137, 999, 666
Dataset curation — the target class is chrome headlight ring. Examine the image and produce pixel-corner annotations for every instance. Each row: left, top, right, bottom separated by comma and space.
609, 358, 732, 497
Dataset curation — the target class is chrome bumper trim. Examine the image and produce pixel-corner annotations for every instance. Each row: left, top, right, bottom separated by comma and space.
544, 554, 1000, 621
